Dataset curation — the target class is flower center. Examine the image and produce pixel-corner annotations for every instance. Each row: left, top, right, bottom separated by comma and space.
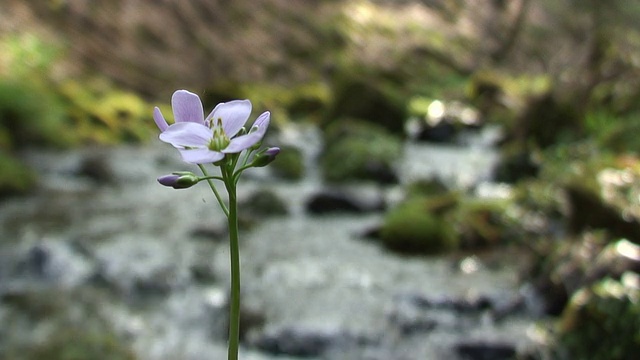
208, 118, 230, 151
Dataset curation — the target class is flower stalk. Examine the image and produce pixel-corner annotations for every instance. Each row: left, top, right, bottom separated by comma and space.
153, 90, 279, 360
222, 165, 241, 360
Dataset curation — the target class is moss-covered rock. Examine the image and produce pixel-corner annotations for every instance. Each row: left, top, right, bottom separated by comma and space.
563, 162, 640, 242
241, 188, 289, 218
58, 78, 155, 144
454, 198, 513, 250
2, 289, 137, 360
525, 231, 609, 316
513, 93, 583, 149
0, 152, 37, 197
557, 275, 640, 360
492, 144, 541, 183
404, 178, 450, 198
320, 119, 401, 184
379, 197, 459, 255
237, 82, 331, 122
19, 327, 137, 360
324, 75, 408, 135
466, 71, 551, 127
0, 80, 71, 149
270, 145, 305, 180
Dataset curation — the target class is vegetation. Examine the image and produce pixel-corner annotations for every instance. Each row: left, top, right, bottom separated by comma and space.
320, 119, 402, 184
380, 197, 458, 255
2, 1, 640, 356
558, 276, 640, 359
269, 145, 305, 180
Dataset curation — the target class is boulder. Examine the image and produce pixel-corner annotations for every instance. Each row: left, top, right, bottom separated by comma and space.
306, 187, 385, 215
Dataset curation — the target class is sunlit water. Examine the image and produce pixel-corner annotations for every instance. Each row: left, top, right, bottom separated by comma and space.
0, 125, 544, 359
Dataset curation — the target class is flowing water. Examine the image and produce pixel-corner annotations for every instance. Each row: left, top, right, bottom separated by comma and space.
0, 125, 545, 359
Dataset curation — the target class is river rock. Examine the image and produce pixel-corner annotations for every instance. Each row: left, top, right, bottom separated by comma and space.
247, 325, 354, 357
454, 341, 517, 360
586, 239, 640, 282
240, 188, 289, 218
305, 187, 386, 215
0, 239, 94, 293
77, 152, 117, 185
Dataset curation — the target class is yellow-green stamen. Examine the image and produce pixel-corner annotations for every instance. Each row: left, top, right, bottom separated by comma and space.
208, 118, 230, 151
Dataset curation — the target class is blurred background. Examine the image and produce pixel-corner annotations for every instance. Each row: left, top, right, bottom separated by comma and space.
1, 0, 640, 359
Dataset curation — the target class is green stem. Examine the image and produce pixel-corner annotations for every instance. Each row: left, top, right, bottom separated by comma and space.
224, 169, 241, 360
198, 164, 229, 217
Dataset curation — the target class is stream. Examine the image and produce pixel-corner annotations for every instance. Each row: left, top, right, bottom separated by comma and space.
0, 124, 545, 359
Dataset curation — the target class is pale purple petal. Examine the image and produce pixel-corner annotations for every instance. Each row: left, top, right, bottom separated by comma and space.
157, 174, 180, 186
172, 90, 205, 124
206, 100, 251, 138
153, 107, 168, 132
222, 112, 270, 153
251, 111, 270, 130
159, 122, 211, 148
178, 148, 225, 164
264, 147, 280, 157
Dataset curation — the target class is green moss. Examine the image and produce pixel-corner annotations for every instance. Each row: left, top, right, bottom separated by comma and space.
0, 151, 37, 197
239, 82, 331, 121
323, 74, 408, 134
321, 119, 402, 183
380, 198, 458, 255
3, 289, 137, 360
21, 327, 137, 360
241, 188, 288, 217
454, 198, 513, 249
558, 276, 640, 359
58, 79, 155, 144
270, 145, 305, 180
0, 80, 72, 149
590, 110, 640, 154
405, 178, 450, 198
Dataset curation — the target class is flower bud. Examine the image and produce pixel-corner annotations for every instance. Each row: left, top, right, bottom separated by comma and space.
250, 147, 280, 167
157, 172, 200, 189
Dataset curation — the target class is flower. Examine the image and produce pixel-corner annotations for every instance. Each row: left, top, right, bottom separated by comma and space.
251, 147, 280, 167
157, 172, 200, 189
157, 91, 271, 164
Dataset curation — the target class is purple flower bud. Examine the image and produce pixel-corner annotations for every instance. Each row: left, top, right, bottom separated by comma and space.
157, 172, 200, 189
251, 147, 280, 168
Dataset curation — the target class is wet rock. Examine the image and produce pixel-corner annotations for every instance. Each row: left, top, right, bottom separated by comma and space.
455, 341, 517, 360
586, 239, 640, 283
387, 300, 439, 335
248, 325, 352, 357
1, 240, 94, 291
306, 188, 385, 215
239, 303, 267, 342
414, 119, 457, 143
240, 188, 289, 218
406, 99, 482, 143
525, 232, 640, 317
409, 293, 492, 313
565, 184, 640, 240
492, 145, 540, 183
77, 152, 116, 185
189, 224, 228, 242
